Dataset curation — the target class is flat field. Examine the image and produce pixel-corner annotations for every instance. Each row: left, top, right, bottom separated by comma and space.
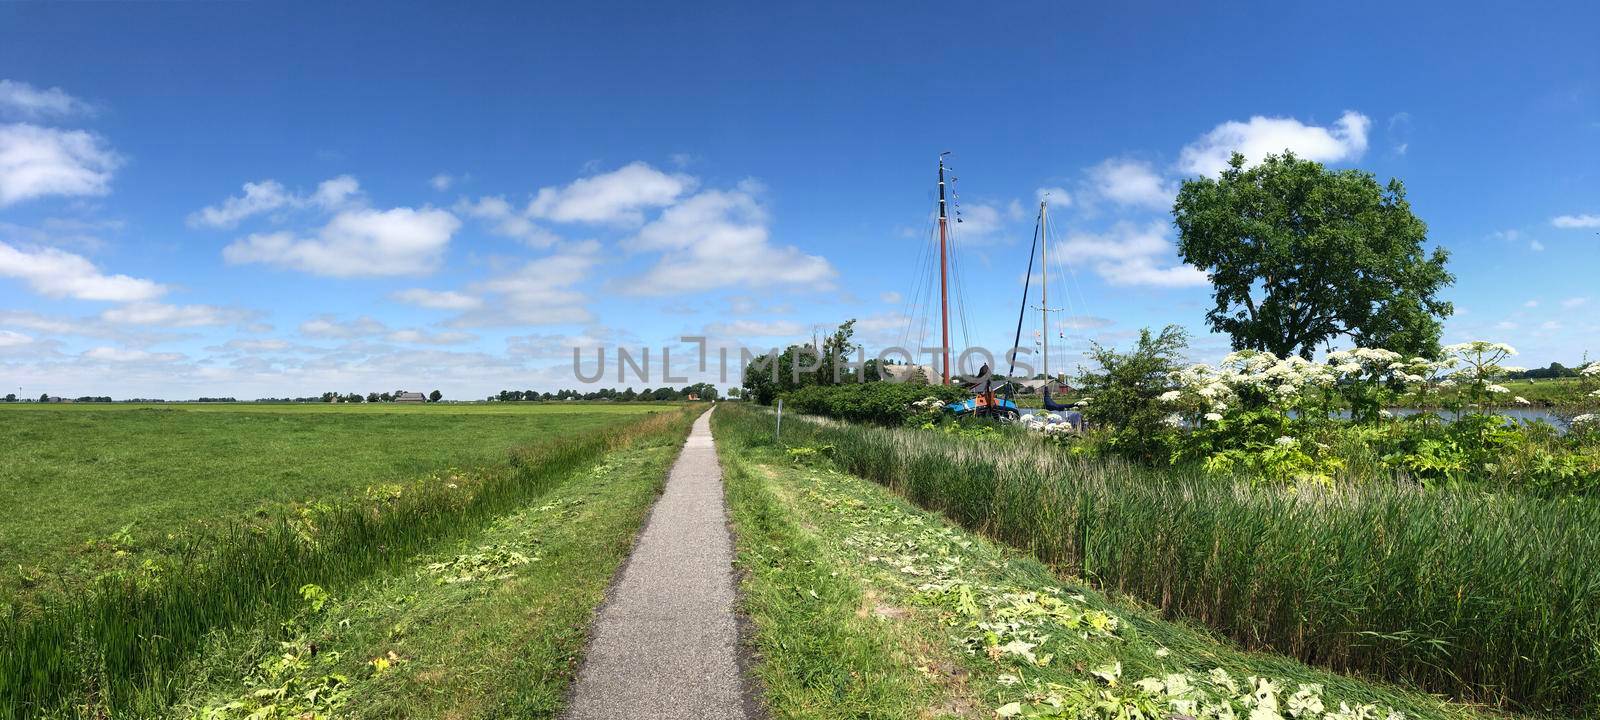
0, 402, 671, 594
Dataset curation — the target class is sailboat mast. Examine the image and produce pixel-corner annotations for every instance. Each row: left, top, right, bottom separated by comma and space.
937, 154, 952, 385
1040, 200, 1048, 383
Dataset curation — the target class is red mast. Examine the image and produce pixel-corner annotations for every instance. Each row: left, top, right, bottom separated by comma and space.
937, 154, 952, 385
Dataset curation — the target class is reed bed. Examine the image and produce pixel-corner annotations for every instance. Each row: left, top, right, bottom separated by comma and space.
0, 407, 697, 719
719, 403, 1600, 715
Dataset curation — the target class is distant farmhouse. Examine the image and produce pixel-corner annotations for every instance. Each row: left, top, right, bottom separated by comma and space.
394, 391, 427, 403
879, 364, 938, 384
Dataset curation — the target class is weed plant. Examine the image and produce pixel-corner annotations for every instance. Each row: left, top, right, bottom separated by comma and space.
715, 403, 1600, 715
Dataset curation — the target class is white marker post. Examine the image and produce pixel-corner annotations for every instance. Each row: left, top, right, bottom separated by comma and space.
775, 398, 783, 441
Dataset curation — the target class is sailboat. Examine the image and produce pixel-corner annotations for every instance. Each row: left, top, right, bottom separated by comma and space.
1006, 198, 1082, 418
921, 154, 1018, 418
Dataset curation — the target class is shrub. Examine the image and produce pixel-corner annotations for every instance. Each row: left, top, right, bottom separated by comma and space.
1075, 325, 1188, 462
781, 382, 967, 426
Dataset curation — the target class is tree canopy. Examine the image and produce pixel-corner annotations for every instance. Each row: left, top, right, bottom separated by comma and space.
1173, 152, 1453, 359
741, 319, 870, 405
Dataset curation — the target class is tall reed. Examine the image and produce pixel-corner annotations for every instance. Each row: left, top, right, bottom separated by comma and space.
0, 407, 697, 719
716, 404, 1600, 715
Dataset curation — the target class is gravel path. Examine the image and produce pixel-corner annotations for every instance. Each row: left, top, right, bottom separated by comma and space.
564, 407, 755, 719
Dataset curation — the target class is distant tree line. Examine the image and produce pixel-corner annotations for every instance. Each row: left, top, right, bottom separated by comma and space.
318, 390, 443, 403
490, 383, 719, 402
1506, 362, 1588, 380
741, 320, 914, 405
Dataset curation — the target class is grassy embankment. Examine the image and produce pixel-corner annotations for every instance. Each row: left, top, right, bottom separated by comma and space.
0, 402, 665, 601
0, 403, 698, 718
713, 408, 1497, 719
713, 402, 1595, 716
171, 430, 688, 719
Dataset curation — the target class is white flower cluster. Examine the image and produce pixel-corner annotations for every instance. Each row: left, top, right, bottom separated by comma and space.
1573, 414, 1598, 427
1017, 412, 1077, 436
1583, 362, 1600, 378
1155, 341, 1536, 420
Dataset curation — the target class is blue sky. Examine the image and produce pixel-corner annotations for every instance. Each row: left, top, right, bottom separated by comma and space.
1, 1, 1597, 399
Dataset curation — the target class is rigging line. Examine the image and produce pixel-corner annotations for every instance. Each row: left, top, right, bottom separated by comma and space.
951, 189, 973, 357
1056, 221, 1095, 371
947, 222, 972, 366
908, 217, 938, 353
898, 215, 935, 351
919, 217, 939, 349
947, 223, 971, 362
901, 208, 937, 352
1006, 212, 1043, 390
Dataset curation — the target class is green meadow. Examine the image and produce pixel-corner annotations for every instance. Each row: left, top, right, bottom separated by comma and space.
0, 402, 698, 717
0, 403, 667, 599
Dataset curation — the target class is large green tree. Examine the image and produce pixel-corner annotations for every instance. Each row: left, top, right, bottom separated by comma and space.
1173, 152, 1454, 359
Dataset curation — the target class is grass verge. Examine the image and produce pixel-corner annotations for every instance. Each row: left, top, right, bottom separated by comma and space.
722, 403, 1600, 713
1, 407, 697, 719
714, 409, 1497, 719
169, 432, 686, 719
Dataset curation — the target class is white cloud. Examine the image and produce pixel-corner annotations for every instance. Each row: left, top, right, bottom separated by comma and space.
880, 291, 902, 304
430, 173, 454, 191
506, 327, 635, 359
1035, 187, 1072, 208
223, 338, 292, 353
0, 240, 166, 301
1387, 112, 1412, 157
299, 315, 388, 338
1086, 159, 1173, 210
952, 202, 1012, 243
1177, 110, 1370, 177
621, 189, 835, 295
188, 180, 296, 228
449, 245, 597, 326
83, 346, 182, 363
1061, 315, 1114, 330
1524, 299, 1540, 308
456, 195, 561, 247
0, 80, 94, 119
704, 319, 805, 337
528, 162, 694, 224
386, 329, 475, 345
189, 175, 361, 229
223, 207, 459, 277
100, 302, 254, 328
0, 329, 32, 347
1056, 221, 1208, 288
1562, 297, 1590, 309
391, 288, 482, 310
1552, 214, 1600, 228
1530, 239, 1545, 252
0, 123, 120, 206
310, 175, 361, 209
0, 310, 95, 335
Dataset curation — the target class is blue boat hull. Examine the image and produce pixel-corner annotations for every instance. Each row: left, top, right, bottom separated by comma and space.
944, 397, 1020, 416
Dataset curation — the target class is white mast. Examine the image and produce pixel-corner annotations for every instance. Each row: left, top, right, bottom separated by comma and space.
1039, 200, 1049, 383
